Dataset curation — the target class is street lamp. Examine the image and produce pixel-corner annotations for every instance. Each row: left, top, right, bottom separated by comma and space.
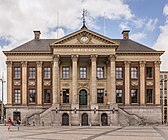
0, 77, 5, 123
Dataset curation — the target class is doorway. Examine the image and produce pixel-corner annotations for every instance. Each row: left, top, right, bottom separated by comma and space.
81, 113, 88, 126
101, 113, 108, 126
62, 113, 69, 126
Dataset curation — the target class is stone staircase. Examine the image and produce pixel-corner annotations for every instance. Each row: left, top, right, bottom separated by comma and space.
118, 107, 145, 126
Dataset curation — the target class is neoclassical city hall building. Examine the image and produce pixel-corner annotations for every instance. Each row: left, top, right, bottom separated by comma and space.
3, 25, 164, 126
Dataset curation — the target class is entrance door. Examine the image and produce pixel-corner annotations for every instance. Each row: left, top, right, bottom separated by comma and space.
81, 113, 88, 126
13, 111, 21, 121
62, 113, 69, 126
101, 113, 108, 126
79, 89, 87, 108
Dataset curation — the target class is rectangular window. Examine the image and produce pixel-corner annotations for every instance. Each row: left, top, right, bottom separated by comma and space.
116, 89, 123, 103
97, 66, 104, 79
29, 89, 36, 103
131, 89, 138, 103
62, 66, 70, 79
63, 89, 69, 103
146, 89, 153, 103
14, 89, 21, 104
97, 89, 104, 103
14, 67, 21, 79
29, 67, 36, 79
116, 67, 122, 79
131, 67, 138, 79
44, 67, 51, 79
44, 89, 51, 103
146, 67, 152, 78
80, 67, 87, 79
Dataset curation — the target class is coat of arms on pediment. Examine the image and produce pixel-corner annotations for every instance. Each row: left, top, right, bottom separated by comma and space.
50, 28, 119, 46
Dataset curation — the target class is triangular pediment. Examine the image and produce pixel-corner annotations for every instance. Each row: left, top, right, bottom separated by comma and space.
50, 28, 119, 46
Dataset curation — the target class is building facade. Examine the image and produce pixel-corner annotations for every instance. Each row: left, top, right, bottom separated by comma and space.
3, 27, 164, 126
160, 71, 168, 124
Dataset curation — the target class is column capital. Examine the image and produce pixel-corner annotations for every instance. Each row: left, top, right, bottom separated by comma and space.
53, 54, 59, 62
124, 61, 130, 67
109, 54, 116, 62
71, 54, 78, 61
90, 54, 98, 62
154, 61, 161, 67
36, 61, 43, 68
139, 61, 146, 67
6, 61, 12, 68
21, 61, 27, 68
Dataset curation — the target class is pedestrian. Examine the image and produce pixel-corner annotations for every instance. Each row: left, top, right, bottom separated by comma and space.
16, 117, 21, 131
8, 117, 11, 131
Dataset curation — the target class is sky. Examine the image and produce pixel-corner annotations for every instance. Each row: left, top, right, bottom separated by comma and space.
0, 0, 168, 103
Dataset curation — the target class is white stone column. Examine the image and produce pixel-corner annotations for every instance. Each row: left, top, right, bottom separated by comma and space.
36, 61, 43, 105
71, 55, 78, 106
21, 61, 27, 105
6, 61, 12, 105
139, 61, 146, 105
109, 55, 116, 105
52, 55, 59, 105
124, 61, 130, 105
90, 54, 97, 106
155, 61, 161, 105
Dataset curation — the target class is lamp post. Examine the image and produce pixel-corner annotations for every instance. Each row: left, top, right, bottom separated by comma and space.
0, 76, 5, 123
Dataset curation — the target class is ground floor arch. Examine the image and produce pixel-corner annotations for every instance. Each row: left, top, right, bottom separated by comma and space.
81, 113, 88, 126
62, 113, 69, 126
101, 113, 108, 126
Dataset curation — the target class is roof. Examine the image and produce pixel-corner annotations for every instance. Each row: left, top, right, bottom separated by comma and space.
6, 28, 158, 53
11, 39, 57, 52
9, 39, 156, 53
113, 39, 156, 52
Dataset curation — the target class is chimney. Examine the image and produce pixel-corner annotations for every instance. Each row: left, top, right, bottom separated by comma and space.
122, 30, 130, 39
33, 31, 41, 40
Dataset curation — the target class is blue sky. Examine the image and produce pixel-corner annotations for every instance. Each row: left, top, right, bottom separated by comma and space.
0, 0, 168, 103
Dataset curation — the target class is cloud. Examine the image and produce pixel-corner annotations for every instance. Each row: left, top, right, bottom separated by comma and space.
0, 0, 134, 103
145, 18, 158, 32
119, 22, 130, 30
130, 32, 146, 41
153, 4, 168, 70
153, 25, 168, 70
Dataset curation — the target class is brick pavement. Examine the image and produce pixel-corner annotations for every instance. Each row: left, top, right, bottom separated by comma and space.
0, 125, 168, 140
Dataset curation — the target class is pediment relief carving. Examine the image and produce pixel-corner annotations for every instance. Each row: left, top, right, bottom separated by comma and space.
50, 29, 119, 46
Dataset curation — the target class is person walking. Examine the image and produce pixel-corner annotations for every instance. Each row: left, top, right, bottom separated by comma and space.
16, 117, 21, 131
8, 117, 11, 131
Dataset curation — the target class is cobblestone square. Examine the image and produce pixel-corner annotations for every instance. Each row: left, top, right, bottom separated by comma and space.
1, 125, 168, 140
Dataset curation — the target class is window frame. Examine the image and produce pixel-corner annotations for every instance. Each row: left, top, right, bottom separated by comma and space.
62, 66, 70, 79
116, 67, 123, 79
44, 89, 51, 104
131, 67, 138, 79
14, 67, 21, 79
44, 67, 51, 79
97, 66, 104, 79
29, 67, 36, 79
62, 89, 69, 103
14, 89, 21, 104
131, 89, 138, 104
28, 89, 36, 104
97, 89, 104, 103
146, 88, 153, 104
79, 66, 87, 79
116, 89, 123, 103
